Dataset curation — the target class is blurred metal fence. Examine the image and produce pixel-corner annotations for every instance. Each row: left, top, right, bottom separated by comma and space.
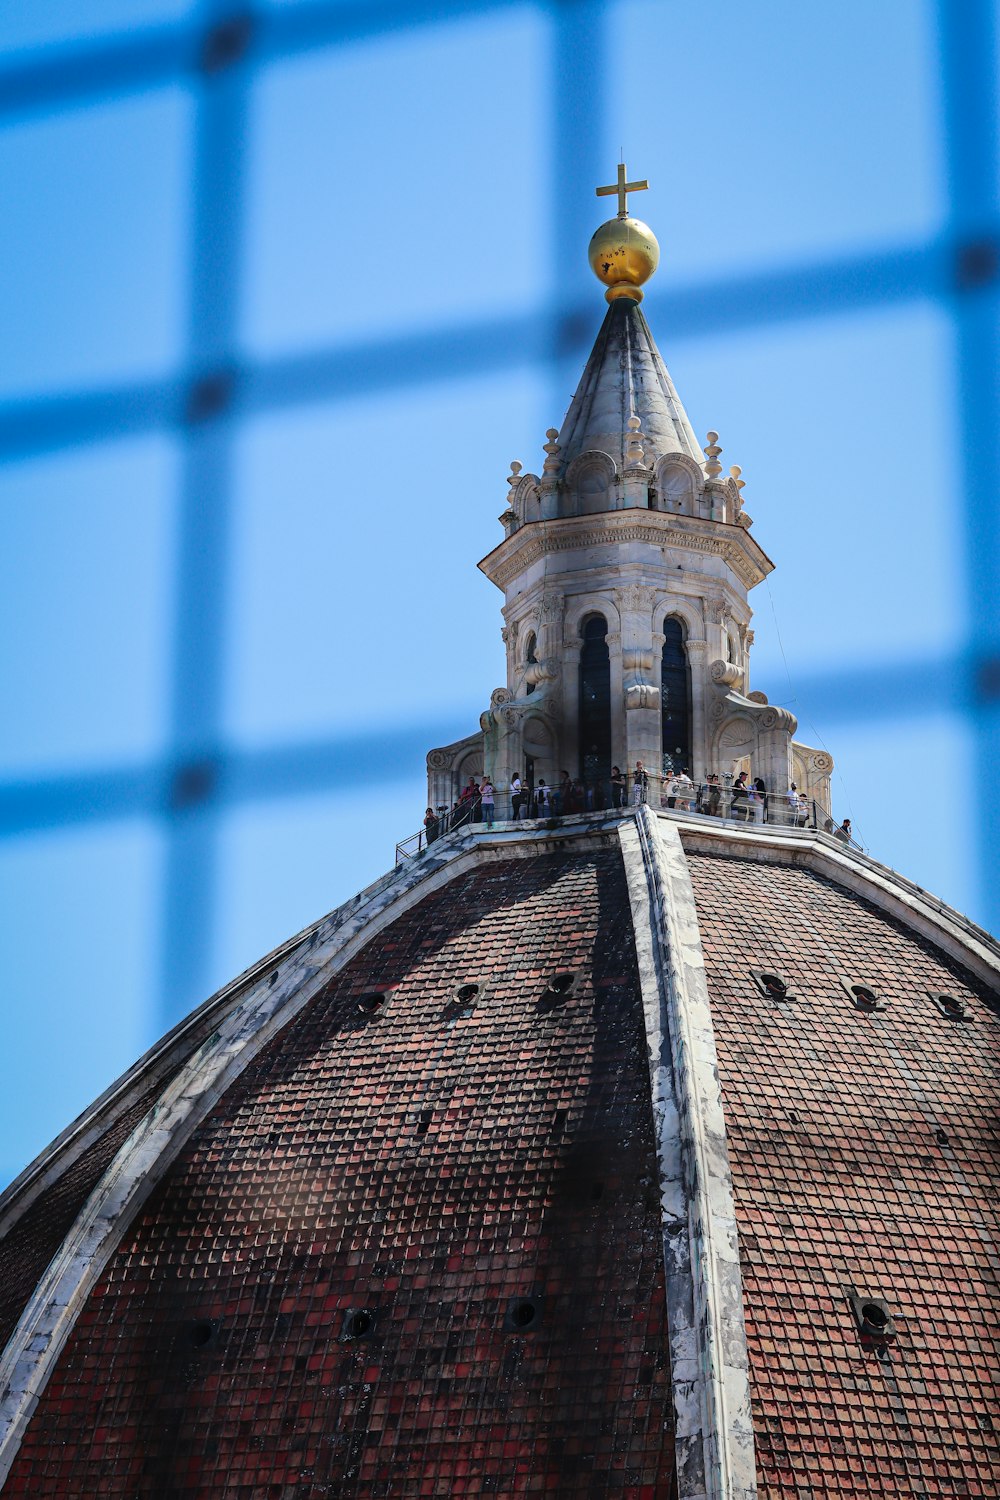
0, 0, 997, 1026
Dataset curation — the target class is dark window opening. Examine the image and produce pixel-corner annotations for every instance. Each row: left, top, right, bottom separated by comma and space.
661, 618, 692, 777
579, 615, 611, 785
851, 985, 880, 1012
455, 983, 479, 1004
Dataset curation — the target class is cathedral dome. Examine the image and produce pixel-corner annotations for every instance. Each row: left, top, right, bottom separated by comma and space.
1, 175, 997, 1500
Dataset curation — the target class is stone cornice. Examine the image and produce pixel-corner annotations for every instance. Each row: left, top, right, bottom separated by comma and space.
478, 509, 774, 594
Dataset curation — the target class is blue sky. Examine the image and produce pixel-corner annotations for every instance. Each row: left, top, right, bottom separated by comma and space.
0, 0, 992, 1188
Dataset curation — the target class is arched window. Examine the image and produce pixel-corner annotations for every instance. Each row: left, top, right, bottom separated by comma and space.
579, 615, 611, 786
661, 618, 692, 776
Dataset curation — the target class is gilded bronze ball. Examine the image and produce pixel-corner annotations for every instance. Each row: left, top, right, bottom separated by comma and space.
588, 217, 660, 300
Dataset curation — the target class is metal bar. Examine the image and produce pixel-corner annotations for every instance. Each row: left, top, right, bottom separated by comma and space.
936, 0, 1000, 933
1, 234, 986, 466
549, 0, 608, 382
0, 0, 528, 123
0, 653, 963, 839
157, 6, 249, 1029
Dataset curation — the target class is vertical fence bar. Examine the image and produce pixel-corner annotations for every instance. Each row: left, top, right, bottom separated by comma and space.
158, 4, 253, 1026
549, 0, 609, 402
936, 0, 1000, 930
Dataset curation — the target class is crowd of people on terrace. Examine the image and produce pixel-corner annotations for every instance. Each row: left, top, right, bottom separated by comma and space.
421, 764, 853, 846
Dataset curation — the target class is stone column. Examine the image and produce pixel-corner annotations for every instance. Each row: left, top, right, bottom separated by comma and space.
617, 587, 660, 786
686, 639, 709, 782
560, 639, 583, 777
606, 630, 627, 773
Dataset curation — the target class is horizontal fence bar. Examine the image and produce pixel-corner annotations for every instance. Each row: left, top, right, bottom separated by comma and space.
0, 0, 531, 122
2, 230, 995, 465
0, 653, 968, 839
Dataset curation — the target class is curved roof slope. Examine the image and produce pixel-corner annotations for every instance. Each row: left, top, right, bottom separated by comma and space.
686, 850, 1000, 1499
557, 298, 703, 471
3, 847, 675, 1499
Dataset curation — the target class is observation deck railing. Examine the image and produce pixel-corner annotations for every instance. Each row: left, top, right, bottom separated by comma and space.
395, 771, 857, 865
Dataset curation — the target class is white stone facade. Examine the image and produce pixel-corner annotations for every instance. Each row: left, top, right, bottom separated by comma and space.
427, 299, 832, 813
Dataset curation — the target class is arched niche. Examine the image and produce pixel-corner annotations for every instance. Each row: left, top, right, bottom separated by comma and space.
509, 473, 541, 524
661, 617, 692, 775
654, 453, 701, 515
455, 746, 484, 791
564, 452, 616, 518
712, 716, 757, 777
578, 613, 611, 786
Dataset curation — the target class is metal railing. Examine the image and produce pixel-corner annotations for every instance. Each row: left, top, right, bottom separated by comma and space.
395, 772, 858, 864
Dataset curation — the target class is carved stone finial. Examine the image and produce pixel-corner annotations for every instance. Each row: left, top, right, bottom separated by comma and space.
625, 413, 645, 468
542, 428, 561, 476
507, 460, 523, 488
703, 431, 723, 479
729, 464, 746, 507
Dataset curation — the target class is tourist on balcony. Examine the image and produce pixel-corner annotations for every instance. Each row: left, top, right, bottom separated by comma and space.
480, 778, 495, 828
731, 770, 750, 821
674, 769, 694, 810
754, 776, 768, 822
510, 772, 523, 819
424, 807, 440, 845
610, 766, 626, 808
632, 761, 648, 806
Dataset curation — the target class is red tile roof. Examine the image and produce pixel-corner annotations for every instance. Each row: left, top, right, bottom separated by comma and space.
686, 851, 1000, 1498
5, 848, 675, 1497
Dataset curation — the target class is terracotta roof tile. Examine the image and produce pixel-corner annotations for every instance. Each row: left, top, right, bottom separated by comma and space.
687, 851, 1000, 1498
6, 848, 675, 1498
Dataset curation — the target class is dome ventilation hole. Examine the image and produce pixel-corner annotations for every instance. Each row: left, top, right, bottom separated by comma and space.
342, 1308, 374, 1341
931, 993, 968, 1021
850, 984, 881, 1012
455, 983, 479, 1004
189, 1320, 216, 1349
536, 972, 579, 1014
934, 1125, 949, 1145
504, 1296, 543, 1332
357, 991, 388, 1016
848, 1291, 896, 1343
416, 1109, 433, 1136
752, 969, 793, 1002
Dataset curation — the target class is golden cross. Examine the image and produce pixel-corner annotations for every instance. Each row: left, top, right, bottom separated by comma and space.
596, 162, 648, 219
